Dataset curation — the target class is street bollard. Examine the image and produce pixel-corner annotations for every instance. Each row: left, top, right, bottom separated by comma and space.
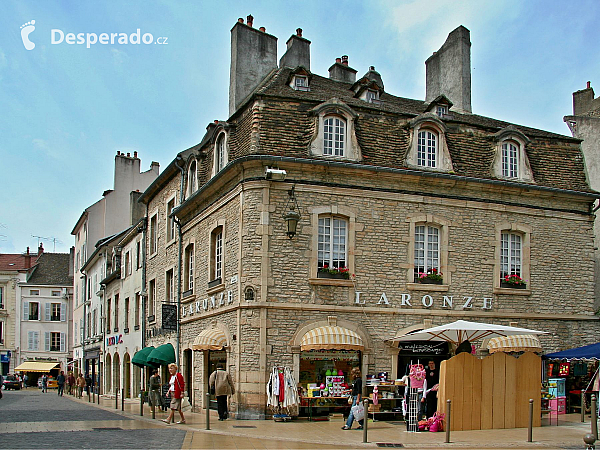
445, 399, 452, 444
97, 386, 100, 405
582, 392, 586, 423
528, 399, 533, 442
583, 433, 596, 450
206, 393, 211, 430
140, 393, 144, 416
88, 387, 91, 402
152, 394, 156, 419
92, 384, 95, 403
115, 388, 118, 409
363, 398, 368, 443
592, 394, 598, 441
122, 388, 125, 411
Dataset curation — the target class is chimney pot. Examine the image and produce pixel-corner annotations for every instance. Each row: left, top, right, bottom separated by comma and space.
369, 66, 375, 71
259, 26, 266, 32
134, 151, 138, 158
587, 81, 591, 89
238, 18, 244, 23
214, 119, 219, 124
27, 247, 30, 255
247, 14, 253, 27
127, 152, 131, 157
296, 28, 302, 37
336, 57, 341, 63
341, 55, 348, 65
117, 151, 121, 155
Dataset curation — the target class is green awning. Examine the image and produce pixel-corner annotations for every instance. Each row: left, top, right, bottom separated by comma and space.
146, 343, 176, 366
131, 346, 157, 368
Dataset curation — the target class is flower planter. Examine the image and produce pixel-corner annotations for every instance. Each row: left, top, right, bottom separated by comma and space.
418, 278, 443, 285
317, 271, 349, 280
208, 278, 222, 289
500, 281, 526, 289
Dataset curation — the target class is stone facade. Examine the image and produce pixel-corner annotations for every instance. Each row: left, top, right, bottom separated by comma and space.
137, 20, 600, 419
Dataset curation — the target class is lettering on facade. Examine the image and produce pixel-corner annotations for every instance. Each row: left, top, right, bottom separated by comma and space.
106, 334, 123, 346
355, 292, 493, 310
181, 290, 235, 318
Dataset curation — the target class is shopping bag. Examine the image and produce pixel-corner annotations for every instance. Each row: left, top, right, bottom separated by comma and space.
351, 403, 365, 421
181, 397, 192, 412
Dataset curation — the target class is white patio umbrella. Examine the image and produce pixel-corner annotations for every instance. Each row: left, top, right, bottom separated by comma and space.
391, 319, 546, 346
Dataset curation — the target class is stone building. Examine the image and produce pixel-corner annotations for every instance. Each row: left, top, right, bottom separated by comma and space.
139, 18, 600, 418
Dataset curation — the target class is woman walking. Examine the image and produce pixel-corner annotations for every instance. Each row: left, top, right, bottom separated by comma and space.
162, 363, 186, 424
342, 367, 364, 430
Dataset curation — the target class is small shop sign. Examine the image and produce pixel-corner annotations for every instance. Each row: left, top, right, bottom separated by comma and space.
355, 292, 493, 310
398, 342, 449, 355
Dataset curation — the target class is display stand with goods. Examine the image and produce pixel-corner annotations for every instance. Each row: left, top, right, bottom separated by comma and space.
267, 366, 299, 421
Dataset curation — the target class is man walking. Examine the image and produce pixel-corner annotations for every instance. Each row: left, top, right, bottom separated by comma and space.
57, 371, 66, 396
77, 373, 86, 398
209, 364, 235, 420
23, 373, 28, 389
41, 374, 48, 393
67, 372, 75, 395
149, 369, 162, 413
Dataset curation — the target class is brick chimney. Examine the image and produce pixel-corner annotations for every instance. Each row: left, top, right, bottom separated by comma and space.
38, 243, 44, 256
328, 55, 357, 83
279, 28, 311, 70
229, 16, 278, 116
426, 26, 472, 114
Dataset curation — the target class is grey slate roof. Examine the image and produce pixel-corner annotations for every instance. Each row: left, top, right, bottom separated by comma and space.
27, 253, 73, 286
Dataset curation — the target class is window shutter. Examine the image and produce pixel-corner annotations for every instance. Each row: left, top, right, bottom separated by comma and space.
33, 331, 39, 350
45, 303, 51, 321
45, 331, 50, 351
60, 332, 66, 352
28, 331, 33, 350
23, 301, 29, 320
60, 304, 66, 322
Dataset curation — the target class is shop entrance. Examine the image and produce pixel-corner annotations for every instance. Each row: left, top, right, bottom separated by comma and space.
208, 350, 226, 410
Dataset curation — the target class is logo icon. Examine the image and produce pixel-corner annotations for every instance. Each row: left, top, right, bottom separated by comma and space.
20, 20, 36, 50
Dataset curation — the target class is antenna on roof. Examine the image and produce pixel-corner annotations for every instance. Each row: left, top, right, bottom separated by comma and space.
32, 235, 63, 252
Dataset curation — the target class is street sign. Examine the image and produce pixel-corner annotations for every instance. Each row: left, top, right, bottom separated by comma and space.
162, 304, 178, 331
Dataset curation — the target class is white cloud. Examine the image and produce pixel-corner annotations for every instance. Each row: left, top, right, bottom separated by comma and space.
32, 138, 60, 160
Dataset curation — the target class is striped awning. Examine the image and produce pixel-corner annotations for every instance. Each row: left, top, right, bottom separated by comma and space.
300, 326, 364, 351
487, 334, 542, 353
14, 361, 60, 372
192, 328, 228, 351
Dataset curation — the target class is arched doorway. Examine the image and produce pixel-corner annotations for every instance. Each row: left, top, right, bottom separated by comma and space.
123, 353, 131, 398
113, 353, 121, 393
105, 354, 112, 394
133, 361, 141, 398
183, 349, 192, 406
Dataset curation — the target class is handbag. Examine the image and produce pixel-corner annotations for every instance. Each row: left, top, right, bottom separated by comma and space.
181, 397, 192, 412
351, 403, 365, 421
347, 396, 353, 405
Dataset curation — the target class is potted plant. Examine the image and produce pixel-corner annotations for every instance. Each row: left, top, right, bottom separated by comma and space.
317, 264, 350, 279
501, 274, 527, 289
417, 268, 443, 284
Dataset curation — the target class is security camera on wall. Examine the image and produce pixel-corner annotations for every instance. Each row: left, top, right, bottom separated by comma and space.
265, 167, 287, 181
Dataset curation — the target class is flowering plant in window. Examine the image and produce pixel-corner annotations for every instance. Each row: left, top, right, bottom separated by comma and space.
318, 264, 350, 279
417, 268, 443, 283
502, 274, 526, 286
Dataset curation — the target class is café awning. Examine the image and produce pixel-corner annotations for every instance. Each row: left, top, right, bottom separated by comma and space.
192, 329, 227, 351
14, 361, 60, 372
300, 326, 364, 351
146, 343, 176, 366
131, 346, 157, 368
487, 334, 542, 354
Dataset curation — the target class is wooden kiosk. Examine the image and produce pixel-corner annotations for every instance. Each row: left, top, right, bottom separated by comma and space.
438, 352, 541, 430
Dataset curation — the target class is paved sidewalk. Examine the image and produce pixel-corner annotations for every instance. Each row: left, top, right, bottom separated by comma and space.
67, 391, 599, 449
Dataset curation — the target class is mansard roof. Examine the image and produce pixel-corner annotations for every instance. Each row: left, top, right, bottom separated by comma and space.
26, 253, 72, 286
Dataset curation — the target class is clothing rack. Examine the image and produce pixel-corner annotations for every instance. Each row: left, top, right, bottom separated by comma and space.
267, 366, 299, 421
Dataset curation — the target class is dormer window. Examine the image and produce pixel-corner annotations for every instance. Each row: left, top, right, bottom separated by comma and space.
293, 75, 309, 91
407, 113, 452, 172
366, 90, 379, 104
187, 160, 198, 197
492, 126, 534, 182
214, 131, 228, 175
310, 99, 362, 161
323, 116, 345, 156
436, 105, 447, 117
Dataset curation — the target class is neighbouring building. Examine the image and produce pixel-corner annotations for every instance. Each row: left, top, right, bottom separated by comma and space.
72, 152, 159, 379
138, 17, 600, 419
564, 82, 600, 313
0, 249, 37, 375
15, 246, 74, 381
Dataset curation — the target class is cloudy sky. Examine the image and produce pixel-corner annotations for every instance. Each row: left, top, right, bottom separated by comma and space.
1, 0, 599, 254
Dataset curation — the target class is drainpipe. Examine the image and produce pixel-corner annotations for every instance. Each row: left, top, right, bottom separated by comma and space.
141, 206, 148, 394
174, 155, 186, 368
81, 274, 87, 377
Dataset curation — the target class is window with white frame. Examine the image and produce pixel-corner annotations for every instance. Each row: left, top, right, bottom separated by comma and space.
148, 279, 156, 320
323, 116, 346, 157
414, 225, 440, 280
436, 105, 448, 117
47, 331, 65, 352
149, 213, 158, 255
293, 75, 309, 91
184, 245, 194, 292
318, 216, 347, 270
106, 299, 111, 332
49, 303, 62, 321
114, 294, 119, 331
24, 301, 39, 320
167, 197, 176, 242
366, 90, 379, 103
417, 129, 437, 168
501, 141, 519, 178
124, 251, 130, 277
187, 160, 198, 197
166, 269, 174, 303
51, 290, 61, 297
30, 289, 39, 296
28, 330, 39, 350
501, 232, 522, 278
210, 228, 223, 283
215, 132, 227, 174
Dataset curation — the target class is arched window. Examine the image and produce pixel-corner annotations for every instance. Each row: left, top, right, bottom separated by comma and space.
417, 130, 437, 168
323, 116, 346, 156
187, 160, 197, 197
501, 141, 519, 178
318, 215, 348, 269
214, 132, 227, 173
